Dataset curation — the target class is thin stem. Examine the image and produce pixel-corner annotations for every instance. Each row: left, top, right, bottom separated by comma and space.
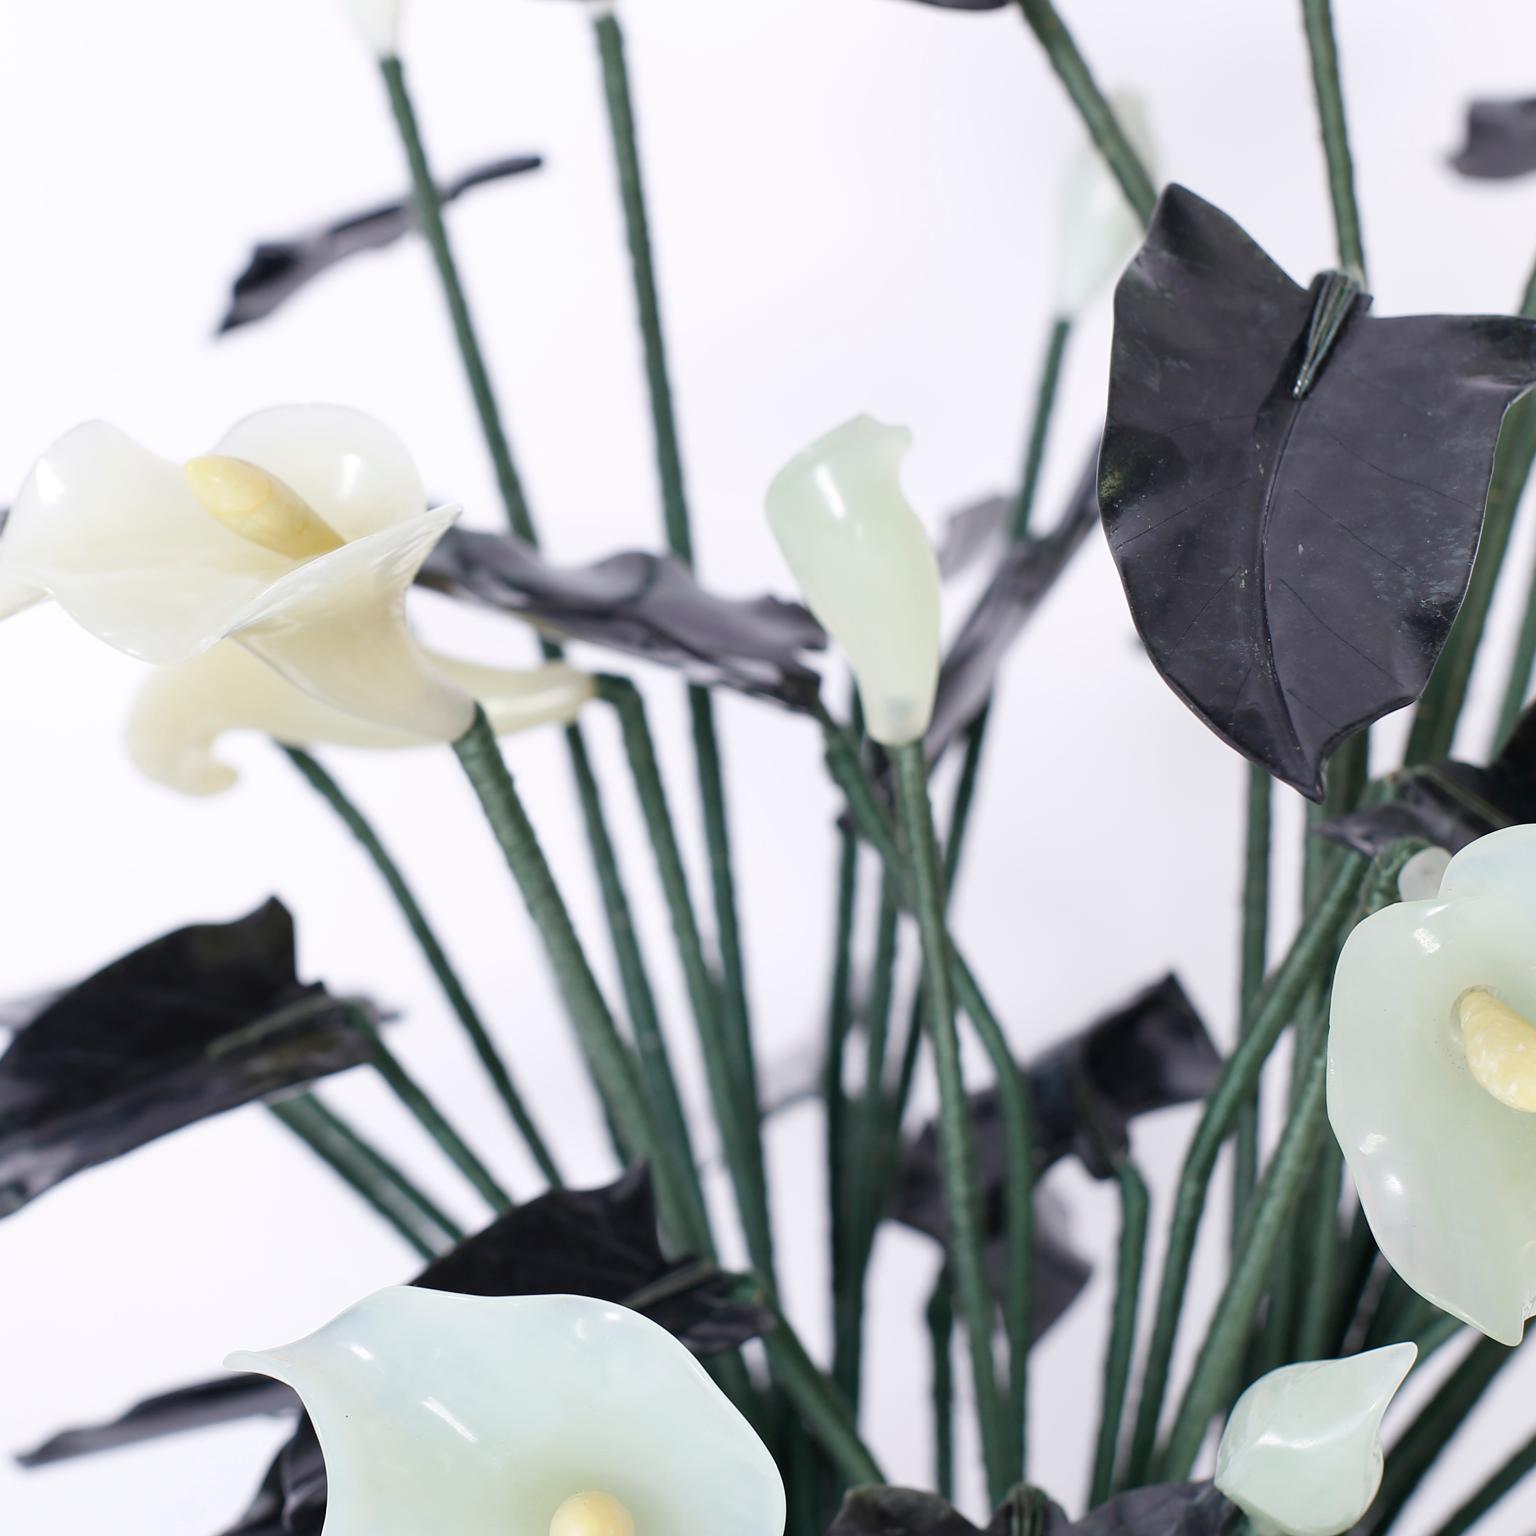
597, 678, 774, 1280
890, 741, 1010, 1506
354, 1012, 512, 1213
282, 746, 560, 1186
1089, 1160, 1149, 1507
1122, 853, 1367, 1487
1013, 0, 1157, 223
1427, 1425, 1536, 1536
761, 1314, 884, 1487
827, 823, 863, 1405
1298, 0, 1367, 277
1158, 1047, 1330, 1481
1294, 1141, 1344, 1360
378, 57, 532, 541
928, 1268, 957, 1502
1368, 1337, 1516, 1536
1012, 318, 1073, 540
268, 1096, 458, 1259
946, 713, 992, 890
1231, 764, 1271, 1242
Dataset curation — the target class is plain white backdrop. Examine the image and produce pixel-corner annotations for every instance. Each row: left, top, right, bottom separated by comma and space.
4, 0, 1536, 1531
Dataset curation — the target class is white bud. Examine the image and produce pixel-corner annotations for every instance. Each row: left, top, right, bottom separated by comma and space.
1054, 91, 1155, 319
335, 0, 404, 58
766, 416, 940, 748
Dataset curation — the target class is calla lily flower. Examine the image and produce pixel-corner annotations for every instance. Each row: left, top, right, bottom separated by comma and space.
1328, 824, 1536, 1344
227, 1286, 786, 1536
0, 405, 475, 743
1054, 92, 1154, 319
127, 641, 594, 796
766, 415, 940, 747
336, 0, 403, 56
1214, 1344, 1415, 1536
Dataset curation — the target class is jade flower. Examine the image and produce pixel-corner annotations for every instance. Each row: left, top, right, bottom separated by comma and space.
228, 1286, 786, 1536
1214, 1344, 1415, 1536
766, 415, 940, 747
1329, 824, 1536, 1343
128, 642, 593, 796
0, 405, 476, 743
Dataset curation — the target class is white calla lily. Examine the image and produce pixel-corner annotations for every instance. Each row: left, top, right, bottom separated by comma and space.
0, 405, 474, 743
1214, 1344, 1415, 1536
128, 642, 594, 796
765, 415, 940, 748
336, 0, 404, 57
1329, 824, 1536, 1344
1054, 92, 1154, 319
227, 1287, 786, 1536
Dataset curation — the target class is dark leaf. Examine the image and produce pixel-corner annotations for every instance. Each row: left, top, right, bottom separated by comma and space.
0, 900, 377, 1217
420, 527, 825, 706
215, 1169, 769, 1536
1450, 97, 1536, 179
1318, 700, 1536, 856
218, 155, 542, 333
827, 1483, 1234, 1536
876, 0, 1009, 9
1100, 184, 1536, 799
895, 976, 1219, 1253
926, 454, 1099, 758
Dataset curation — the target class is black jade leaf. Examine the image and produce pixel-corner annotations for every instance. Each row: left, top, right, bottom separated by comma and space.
878, 0, 1009, 9
1101, 184, 1536, 798
0, 900, 377, 1217
1318, 700, 1536, 856
420, 527, 825, 707
218, 154, 542, 333
1450, 98, 1536, 180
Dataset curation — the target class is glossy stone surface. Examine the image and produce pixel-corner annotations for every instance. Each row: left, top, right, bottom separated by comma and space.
1329, 824, 1536, 1343
766, 415, 939, 746
0, 405, 474, 741
1215, 1344, 1415, 1536
227, 1287, 786, 1536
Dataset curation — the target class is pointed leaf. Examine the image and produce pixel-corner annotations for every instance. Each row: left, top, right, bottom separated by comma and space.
0, 900, 378, 1216
1450, 97, 1536, 179
1101, 184, 1536, 797
420, 527, 825, 706
218, 155, 542, 333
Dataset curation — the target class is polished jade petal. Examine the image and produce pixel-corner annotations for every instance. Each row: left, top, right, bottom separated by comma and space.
128, 642, 594, 795
227, 1287, 786, 1536
1328, 824, 1536, 1344
1054, 91, 1153, 318
1215, 1344, 1415, 1536
765, 415, 939, 747
1396, 845, 1451, 903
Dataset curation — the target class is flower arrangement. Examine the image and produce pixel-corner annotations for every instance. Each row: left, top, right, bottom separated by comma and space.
6, 2, 1536, 1535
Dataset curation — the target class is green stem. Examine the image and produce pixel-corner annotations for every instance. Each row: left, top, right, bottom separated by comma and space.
1368, 1337, 1516, 1536
1232, 764, 1272, 1242
1013, 0, 1157, 223
945, 713, 992, 889
282, 746, 561, 1187
354, 1012, 512, 1213
1012, 318, 1073, 540
1089, 1160, 1149, 1507
268, 1095, 459, 1259
890, 742, 1011, 1506
1494, 543, 1536, 746
1299, 0, 1367, 277
596, 678, 774, 1279
761, 1314, 884, 1486
378, 56, 533, 541
928, 1267, 957, 1502
1427, 1426, 1536, 1536
1158, 1047, 1330, 1481
1294, 1141, 1344, 1360
1121, 852, 1367, 1486
827, 822, 863, 1405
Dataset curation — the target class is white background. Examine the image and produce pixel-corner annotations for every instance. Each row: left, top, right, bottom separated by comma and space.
2, 0, 1536, 1531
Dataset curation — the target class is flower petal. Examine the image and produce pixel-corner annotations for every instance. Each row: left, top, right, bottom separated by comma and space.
227, 1288, 786, 1536
0, 422, 292, 663
214, 404, 427, 541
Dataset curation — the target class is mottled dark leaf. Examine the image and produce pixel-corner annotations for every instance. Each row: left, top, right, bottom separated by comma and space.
827, 1482, 1234, 1536
895, 977, 1219, 1252
0, 900, 377, 1217
1318, 701, 1536, 856
420, 527, 825, 706
926, 454, 1098, 758
218, 155, 542, 333
1101, 184, 1536, 798
1450, 97, 1536, 179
